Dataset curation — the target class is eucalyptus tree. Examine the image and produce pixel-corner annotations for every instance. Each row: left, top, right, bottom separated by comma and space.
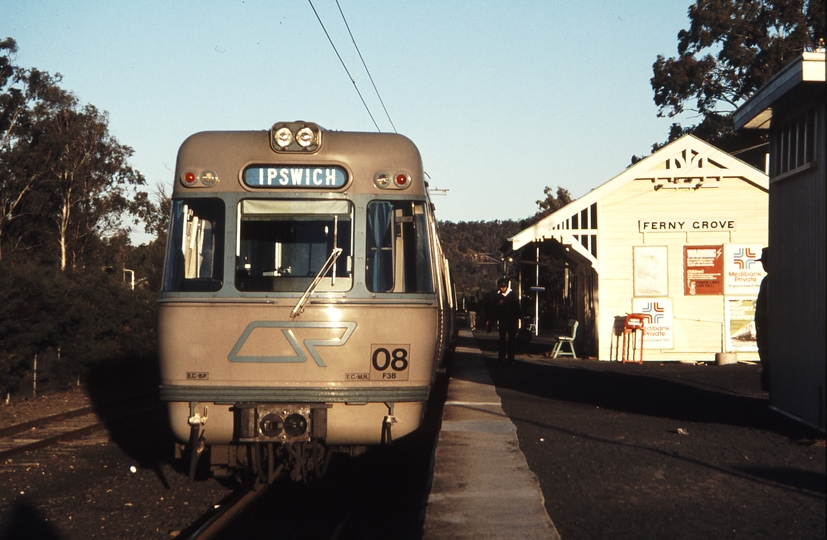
650, 0, 825, 155
35, 101, 145, 271
0, 37, 146, 270
0, 37, 68, 260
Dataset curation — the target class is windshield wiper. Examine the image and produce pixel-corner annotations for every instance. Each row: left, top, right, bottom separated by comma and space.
290, 247, 343, 319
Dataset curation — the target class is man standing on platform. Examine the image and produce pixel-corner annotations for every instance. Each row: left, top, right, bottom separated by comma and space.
755, 248, 770, 391
495, 278, 520, 365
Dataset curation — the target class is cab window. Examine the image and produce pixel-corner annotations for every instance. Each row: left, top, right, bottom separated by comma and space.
162, 198, 225, 292
366, 201, 433, 293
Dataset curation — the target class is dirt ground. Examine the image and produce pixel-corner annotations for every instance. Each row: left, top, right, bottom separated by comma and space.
473, 330, 826, 540
1, 340, 823, 539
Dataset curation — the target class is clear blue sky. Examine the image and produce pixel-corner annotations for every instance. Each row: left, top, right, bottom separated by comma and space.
4, 0, 695, 237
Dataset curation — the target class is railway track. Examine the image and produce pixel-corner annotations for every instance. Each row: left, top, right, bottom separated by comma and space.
176, 483, 270, 540
0, 392, 161, 459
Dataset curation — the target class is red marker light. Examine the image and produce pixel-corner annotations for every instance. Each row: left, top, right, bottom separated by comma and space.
395, 173, 409, 187
183, 171, 198, 186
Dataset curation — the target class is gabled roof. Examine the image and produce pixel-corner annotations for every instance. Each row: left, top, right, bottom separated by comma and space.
508, 134, 768, 253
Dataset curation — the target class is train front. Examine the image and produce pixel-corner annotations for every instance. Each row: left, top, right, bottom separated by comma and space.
157, 122, 448, 481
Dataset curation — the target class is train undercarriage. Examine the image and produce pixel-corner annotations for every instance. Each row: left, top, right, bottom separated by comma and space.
176, 400, 403, 484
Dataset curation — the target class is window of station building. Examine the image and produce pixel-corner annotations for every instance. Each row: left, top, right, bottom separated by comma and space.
235, 200, 353, 292
163, 198, 225, 292
773, 108, 817, 177
366, 201, 434, 293
590, 203, 598, 229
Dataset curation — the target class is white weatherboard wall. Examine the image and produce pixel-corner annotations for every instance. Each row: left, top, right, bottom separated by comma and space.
596, 157, 768, 362
510, 135, 768, 362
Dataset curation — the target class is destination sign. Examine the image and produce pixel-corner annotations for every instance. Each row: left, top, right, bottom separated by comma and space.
243, 166, 347, 189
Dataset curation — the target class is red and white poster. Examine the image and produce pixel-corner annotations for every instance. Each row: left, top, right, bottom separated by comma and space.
684, 245, 723, 295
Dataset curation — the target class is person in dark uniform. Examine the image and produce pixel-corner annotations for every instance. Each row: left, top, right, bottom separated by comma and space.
755, 248, 770, 391
495, 278, 520, 365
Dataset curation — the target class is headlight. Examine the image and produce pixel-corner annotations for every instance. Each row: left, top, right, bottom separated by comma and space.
270, 122, 322, 153
296, 127, 316, 148
273, 127, 293, 148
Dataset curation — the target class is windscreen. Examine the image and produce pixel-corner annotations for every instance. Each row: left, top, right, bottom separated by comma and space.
236, 200, 353, 292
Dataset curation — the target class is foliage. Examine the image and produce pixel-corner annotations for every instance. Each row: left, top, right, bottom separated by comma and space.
649, 0, 825, 163
0, 38, 163, 396
439, 185, 577, 329
525, 185, 573, 227
0, 38, 147, 270
438, 219, 523, 303
0, 260, 159, 395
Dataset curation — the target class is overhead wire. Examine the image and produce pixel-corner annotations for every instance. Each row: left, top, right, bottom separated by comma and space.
307, 0, 380, 132
334, 0, 397, 133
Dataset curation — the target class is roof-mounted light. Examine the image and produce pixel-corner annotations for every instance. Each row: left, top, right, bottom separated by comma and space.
274, 127, 293, 148
270, 122, 322, 153
296, 127, 316, 148
200, 170, 218, 187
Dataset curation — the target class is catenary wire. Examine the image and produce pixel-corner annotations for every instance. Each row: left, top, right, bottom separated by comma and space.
335, 0, 397, 133
307, 0, 380, 132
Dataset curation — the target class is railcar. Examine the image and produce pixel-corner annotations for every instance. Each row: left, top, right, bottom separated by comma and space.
158, 121, 456, 482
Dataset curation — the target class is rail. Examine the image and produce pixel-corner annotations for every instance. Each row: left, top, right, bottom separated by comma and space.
178, 483, 270, 540
0, 391, 160, 459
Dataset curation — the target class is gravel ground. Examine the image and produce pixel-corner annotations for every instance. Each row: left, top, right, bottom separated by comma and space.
0, 359, 237, 540
1, 343, 823, 539
0, 399, 236, 539
0, 356, 447, 540
474, 330, 826, 540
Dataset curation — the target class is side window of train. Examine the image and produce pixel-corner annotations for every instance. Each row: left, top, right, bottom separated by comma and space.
235, 199, 353, 292
162, 199, 225, 292
366, 201, 434, 293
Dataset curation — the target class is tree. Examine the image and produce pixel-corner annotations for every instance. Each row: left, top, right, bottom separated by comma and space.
131, 185, 170, 239
521, 185, 573, 228
36, 103, 146, 271
0, 38, 160, 398
650, 0, 825, 158
1, 37, 147, 270
0, 38, 71, 261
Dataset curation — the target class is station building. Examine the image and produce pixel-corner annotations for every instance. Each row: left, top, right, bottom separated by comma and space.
506, 134, 768, 363
734, 50, 825, 430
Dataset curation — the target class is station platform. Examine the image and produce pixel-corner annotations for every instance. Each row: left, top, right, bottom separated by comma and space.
422, 329, 561, 539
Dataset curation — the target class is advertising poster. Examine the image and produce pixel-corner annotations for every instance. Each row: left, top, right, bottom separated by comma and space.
684, 245, 723, 295
725, 298, 758, 352
632, 298, 674, 350
634, 246, 668, 296
724, 244, 765, 296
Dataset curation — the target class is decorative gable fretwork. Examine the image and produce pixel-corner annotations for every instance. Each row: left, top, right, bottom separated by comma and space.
641, 147, 728, 189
